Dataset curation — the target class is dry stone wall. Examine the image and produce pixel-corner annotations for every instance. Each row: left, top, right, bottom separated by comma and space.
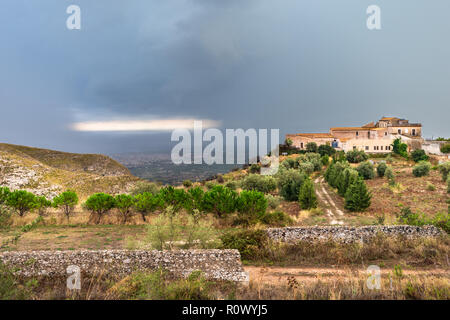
0, 249, 249, 282
267, 225, 444, 243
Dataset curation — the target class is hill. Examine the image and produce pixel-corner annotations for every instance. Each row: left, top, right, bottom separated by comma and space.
0, 143, 139, 199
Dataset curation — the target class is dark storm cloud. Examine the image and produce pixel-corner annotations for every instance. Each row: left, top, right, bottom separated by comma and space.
0, 0, 449, 154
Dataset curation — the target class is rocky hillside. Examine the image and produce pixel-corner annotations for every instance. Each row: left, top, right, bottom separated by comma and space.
0, 143, 140, 199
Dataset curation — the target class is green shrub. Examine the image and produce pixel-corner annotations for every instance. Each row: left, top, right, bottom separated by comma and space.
249, 164, 261, 174
0, 186, 11, 205
346, 150, 368, 163
320, 155, 330, 166
440, 144, 450, 154
53, 190, 79, 222
306, 142, 318, 153
438, 162, 450, 181
34, 196, 51, 216
241, 174, 276, 194
225, 181, 237, 190
159, 186, 189, 213
356, 161, 375, 180
298, 153, 321, 171
298, 177, 318, 210
84, 193, 115, 224
134, 192, 162, 222
337, 168, 359, 197
412, 161, 431, 177
298, 162, 314, 175
184, 187, 205, 217
385, 166, 396, 186
235, 190, 267, 227
396, 207, 426, 226
426, 183, 436, 191
447, 176, 450, 194
0, 262, 35, 300
115, 194, 135, 224
259, 211, 293, 227
112, 269, 213, 300
220, 229, 268, 260
202, 185, 237, 218
324, 162, 350, 188
392, 138, 408, 158
377, 162, 387, 177
0, 206, 13, 230
205, 181, 216, 190
318, 144, 336, 157
130, 181, 159, 196
281, 158, 296, 169
6, 190, 36, 217
411, 149, 429, 162
430, 212, 450, 234
265, 194, 281, 210
182, 180, 193, 188
277, 169, 306, 201
344, 178, 372, 212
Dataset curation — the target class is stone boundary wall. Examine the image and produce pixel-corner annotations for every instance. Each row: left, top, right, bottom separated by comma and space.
267, 225, 444, 243
0, 249, 249, 282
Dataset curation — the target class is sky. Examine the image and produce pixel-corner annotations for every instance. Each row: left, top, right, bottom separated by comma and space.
0, 0, 449, 155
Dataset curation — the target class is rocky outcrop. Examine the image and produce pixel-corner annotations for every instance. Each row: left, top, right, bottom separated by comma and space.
267, 225, 444, 243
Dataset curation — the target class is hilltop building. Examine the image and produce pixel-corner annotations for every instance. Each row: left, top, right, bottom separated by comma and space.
286, 117, 423, 153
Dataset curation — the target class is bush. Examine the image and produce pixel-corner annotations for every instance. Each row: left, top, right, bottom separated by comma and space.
298, 177, 318, 210
396, 207, 427, 226
385, 166, 396, 186
356, 161, 375, 180
411, 149, 429, 162
35, 196, 51, 216
220, 229, 268, 260
249, 164, 261, 174
438, 162, 450, 181
111, 269, 213, 300
306, 142, 318, 153
115, 194, 135, 224
377, 161, 387, 177
182, 180, 192, 188
324, 162, 350, 188
0, 262, 35, 300
6, 190, 37, 217
0, 206, 13, 230
337, 168, 359, 197
184, 187, 205, 217
84, 193, 115, 224
440, 144, 450, 154
236, 190, 267, 227
346, 150, 368, 163
53, 190, 79, 222
300, 153, 321, 171
281, 158, 296, 169
241, 174, 277, 194
0, 186, 11, 205
225, 181, 237, 190
259, 211, 293, 227
265, 194, 281, 210
318, 144, 336, 157
447, 176, 450, 194
412, 161, 431, 177
344, 178, 372, 212
134, 192, 163, 222
392, 138, 408, 158
277, 169, 306, 201
159, 186, 189, 213
202, 185, 237, 218
320, 155, 330, 166
298, 162, 314, 175
130, 181, 159, 196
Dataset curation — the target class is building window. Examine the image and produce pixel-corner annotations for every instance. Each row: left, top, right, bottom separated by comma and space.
381, 146, 383, 150
385, 132, 388, 136
398, 129, 401, 134
356, 131, 359, 136
301, 142, 304, 149
412, 129, 416, 136
365, 146, 369, 150
368, 132, 370, 138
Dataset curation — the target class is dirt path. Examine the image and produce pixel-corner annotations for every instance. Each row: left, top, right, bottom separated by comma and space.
314, 177, 345, 225
244, 266, 450, 285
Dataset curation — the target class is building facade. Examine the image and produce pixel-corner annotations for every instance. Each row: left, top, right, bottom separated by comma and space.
286, 117, 422, 153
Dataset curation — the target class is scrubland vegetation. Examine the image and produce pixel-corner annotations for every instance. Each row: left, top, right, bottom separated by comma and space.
1, 139, 449, 300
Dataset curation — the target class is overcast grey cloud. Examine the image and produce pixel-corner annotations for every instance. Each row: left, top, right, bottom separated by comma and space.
0, 0, 449, 154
